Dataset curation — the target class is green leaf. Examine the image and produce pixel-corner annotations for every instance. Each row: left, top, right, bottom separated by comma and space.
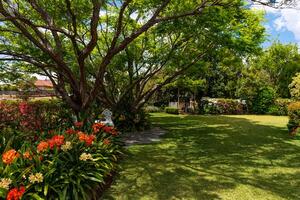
26, 193, 45, 200
44, 184, 49, 196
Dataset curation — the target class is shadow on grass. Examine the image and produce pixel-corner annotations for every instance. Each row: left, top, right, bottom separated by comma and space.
103, 114, 300, 200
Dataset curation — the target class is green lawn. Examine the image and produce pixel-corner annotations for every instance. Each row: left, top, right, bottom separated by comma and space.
103, 113, 300, 200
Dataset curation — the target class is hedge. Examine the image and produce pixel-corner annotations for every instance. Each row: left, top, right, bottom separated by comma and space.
0, 99, 73, 133
164, 107, 179, 115
198, 98, 291, 116
144, 105, 161, 113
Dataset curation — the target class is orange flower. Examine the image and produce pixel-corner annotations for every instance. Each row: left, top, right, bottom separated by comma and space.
77, 132, 86, 141
77, 132, 95, 146
2, 149, 20, 165
23, 151, 32, 160
85, 135, 96, 146
6, 186, 25, 200
103, 139, 110, 145
74, 121, 83, 128
37, 141, 49, 153
46, 135, 65, 150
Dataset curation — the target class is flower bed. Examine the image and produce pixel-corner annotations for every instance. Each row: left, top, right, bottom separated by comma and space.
0, 122, 122, 199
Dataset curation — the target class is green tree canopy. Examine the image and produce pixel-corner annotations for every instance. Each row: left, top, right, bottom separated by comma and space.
251, 42, 300, 98
0, 0, 265, 119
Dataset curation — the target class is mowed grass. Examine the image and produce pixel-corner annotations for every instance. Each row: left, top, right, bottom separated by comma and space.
103, 113, 300, 200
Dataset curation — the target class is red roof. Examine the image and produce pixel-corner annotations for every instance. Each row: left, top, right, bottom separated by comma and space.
34, 80, 53, 88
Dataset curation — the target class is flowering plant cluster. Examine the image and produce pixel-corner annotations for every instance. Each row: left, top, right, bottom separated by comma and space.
0, 121, 122, 199
287, 101, 300, 136
200, 98, 246, 115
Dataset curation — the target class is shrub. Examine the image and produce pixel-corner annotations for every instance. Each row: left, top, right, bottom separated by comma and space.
252, 86, 276, 114
287, 101, 300, 136
267, 99, 292, 116
289, 73, 300, 100
199, 98, 246, 115
0, 99, 73, 133
0, 122, 122, 199
113, 109, 151, 132
144, 105, 161, 113
164, 107, 179, 114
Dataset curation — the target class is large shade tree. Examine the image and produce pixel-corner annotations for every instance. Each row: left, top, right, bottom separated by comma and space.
0, 0, 292, 120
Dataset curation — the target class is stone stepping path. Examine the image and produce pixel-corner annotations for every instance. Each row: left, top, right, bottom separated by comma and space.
121, 127, 166, 146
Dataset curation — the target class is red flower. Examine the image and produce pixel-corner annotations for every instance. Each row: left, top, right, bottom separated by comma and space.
47, 139, 56, 150
74, 121, 83, 128
103, 126, 118, 136
92, 123, 105, 133
85, 135, 96, 146
6, 186, 25, 200
37, 141, 49, 153
47, 135, 65, 150
65, 128, 76, 134
51, 135, 65, 147
18, 102, 31, 115
2, 149, 20, 165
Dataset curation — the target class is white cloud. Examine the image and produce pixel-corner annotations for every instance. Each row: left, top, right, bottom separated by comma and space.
273, 16, 285, 31
251, 4, 300, 44
278, 10, 300, 41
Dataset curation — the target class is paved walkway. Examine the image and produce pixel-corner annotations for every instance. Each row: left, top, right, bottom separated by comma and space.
122, 127, 166, 146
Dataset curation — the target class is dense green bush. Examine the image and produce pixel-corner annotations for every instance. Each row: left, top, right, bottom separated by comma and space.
287, 102, 300, 136
267, 99, 292, 116
0, 84, 18, 91
199, 98, 245, 115
165, 107, 179, 115
252, 86, 276, 114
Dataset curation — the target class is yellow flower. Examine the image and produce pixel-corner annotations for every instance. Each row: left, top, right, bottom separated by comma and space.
61, 141, 72, 152
79, 153, 93, 161
0, 178, 12, 190
35, 173, 43, 183
29, 173, 44, 184
29, 174, 36, 183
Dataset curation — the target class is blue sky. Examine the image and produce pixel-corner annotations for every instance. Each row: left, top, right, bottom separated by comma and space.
263, 12, 298, 47
251, 5, 300, 48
